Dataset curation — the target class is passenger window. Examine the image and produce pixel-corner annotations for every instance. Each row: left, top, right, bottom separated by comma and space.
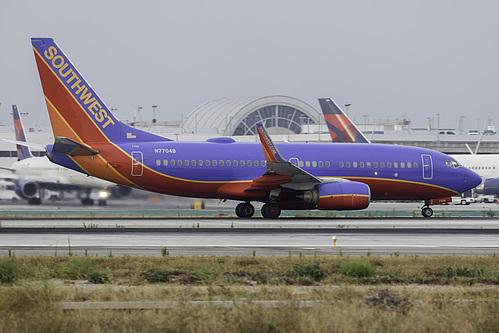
413, 162, 418, 168
192, 160, 196, 166
226, 160, 231, 166
261, 161, 266, 167
312, 161, 317, 167
247, 160, 252, 167
305, 161, 311, 167
299, 161, 304, 167
233, 160, 238, 166
366, 162, 371, 168
387, 162, 392, 168
219, 160, 224, 166
184, 160, 189, 166
171, 159, 175, 166
240, 160, 245, 166
319, 161, 324, 168
353, 162, 358, 168
205, 160, 210, 166
407, 162, 411, 168
254, 160, 259, 166
198, 160, 203, 166
177, 160, 182, 166
339, 162, 344, 168
163, 160, 168, 166
373, 162, 378, 168
360, 162, 365, 168
394, 162, 398, 168
326, 161, 330, 167
400, 162, 405, 168
346, 162, 351, 168
212, 160, 217, 166
156, 160, 161, 166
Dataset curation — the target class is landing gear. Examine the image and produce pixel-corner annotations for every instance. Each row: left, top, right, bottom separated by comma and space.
261, 203, 281, 219
421, 199, 433, 218
235, 202, 255, 218
421, 205, 433, 218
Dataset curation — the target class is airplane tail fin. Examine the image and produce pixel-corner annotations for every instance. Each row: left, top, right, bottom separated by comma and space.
318, 98, 370, 143
12, 105, 34, 160
31, 38, 170, 145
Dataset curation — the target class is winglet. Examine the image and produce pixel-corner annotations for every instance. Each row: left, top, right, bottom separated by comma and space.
256, 123, 287, 163
12, 105, 34, 160
318, 98, 370, 143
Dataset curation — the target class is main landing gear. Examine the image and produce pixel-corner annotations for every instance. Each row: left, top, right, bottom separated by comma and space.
261, 203, 281, 219
235, 202, 255, 218
421, 200, 433, 218
234, 202, 282, 219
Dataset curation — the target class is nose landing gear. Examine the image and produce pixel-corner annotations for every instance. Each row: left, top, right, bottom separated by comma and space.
421, 200, 433, 218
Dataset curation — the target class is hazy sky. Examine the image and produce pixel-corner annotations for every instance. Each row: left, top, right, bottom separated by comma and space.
1, 0, 498, 131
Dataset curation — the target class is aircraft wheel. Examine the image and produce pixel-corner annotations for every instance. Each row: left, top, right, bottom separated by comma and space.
421, 207, 433, 218
235, 202, 255, 218
261, 203, 281, 219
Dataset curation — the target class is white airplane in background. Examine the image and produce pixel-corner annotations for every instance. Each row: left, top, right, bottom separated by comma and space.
318, 97, 499, 197
0, 105, 132, 205
451, 154, 499, 196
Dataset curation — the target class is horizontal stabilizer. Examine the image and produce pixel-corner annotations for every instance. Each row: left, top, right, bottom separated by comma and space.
52, 137, 99, 156
2, 139, 46, 151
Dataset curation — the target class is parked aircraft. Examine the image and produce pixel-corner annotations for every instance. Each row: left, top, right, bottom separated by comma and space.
0, 105, 131, 205
451, 154, 499, 196
318, 98, 499, 198
30, 38, 481, 218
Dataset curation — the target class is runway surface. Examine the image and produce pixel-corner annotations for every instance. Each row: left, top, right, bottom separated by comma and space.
1, 218, 498, 256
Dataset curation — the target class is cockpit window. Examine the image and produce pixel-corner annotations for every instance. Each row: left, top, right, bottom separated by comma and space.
445, 160, 461, 168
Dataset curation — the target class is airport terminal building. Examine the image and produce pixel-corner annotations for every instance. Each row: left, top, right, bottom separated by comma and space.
180, 95, 321, 136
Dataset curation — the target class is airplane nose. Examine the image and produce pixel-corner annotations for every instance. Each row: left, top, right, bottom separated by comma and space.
467, 170, 482, 189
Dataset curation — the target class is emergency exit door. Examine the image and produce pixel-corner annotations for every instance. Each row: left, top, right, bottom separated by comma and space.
131, 151, 143, 177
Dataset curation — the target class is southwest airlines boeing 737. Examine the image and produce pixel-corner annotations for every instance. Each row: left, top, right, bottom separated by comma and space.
30, 38, 481, 218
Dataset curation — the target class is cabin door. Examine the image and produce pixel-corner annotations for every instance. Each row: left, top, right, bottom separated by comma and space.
421, 154, 433, 180
131, 151, 143, 177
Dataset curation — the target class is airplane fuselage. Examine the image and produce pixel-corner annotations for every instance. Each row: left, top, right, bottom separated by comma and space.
48, 140, 476, 203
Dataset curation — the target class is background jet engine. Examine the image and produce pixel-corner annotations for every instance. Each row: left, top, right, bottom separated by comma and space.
15, 180, 39, 199
475, 178, 499, 196
111, 186, 132, 198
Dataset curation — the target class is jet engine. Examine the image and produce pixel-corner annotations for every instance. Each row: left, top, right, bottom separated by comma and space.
111, 186, 132, 198
301, 181, 370, 210
15, 180, 39, 199
475, 178, 499, 196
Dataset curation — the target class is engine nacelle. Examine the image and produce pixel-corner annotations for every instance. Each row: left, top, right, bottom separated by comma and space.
111, 186, 132, 198
476, 178, 499, 195
15, 180, 39, 199
302, 182, 370, 210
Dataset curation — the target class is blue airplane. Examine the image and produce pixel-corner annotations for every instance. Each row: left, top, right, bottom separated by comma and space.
30, 38, 481, 218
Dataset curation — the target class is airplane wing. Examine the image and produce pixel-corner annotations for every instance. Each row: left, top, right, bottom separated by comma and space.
246, 123, 334, 192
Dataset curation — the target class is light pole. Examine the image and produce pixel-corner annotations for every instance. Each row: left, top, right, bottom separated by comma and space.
344, 103, 351, 115
459, 116, 466, 135
152, 105, 157, 123
437, 113, 440, 141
